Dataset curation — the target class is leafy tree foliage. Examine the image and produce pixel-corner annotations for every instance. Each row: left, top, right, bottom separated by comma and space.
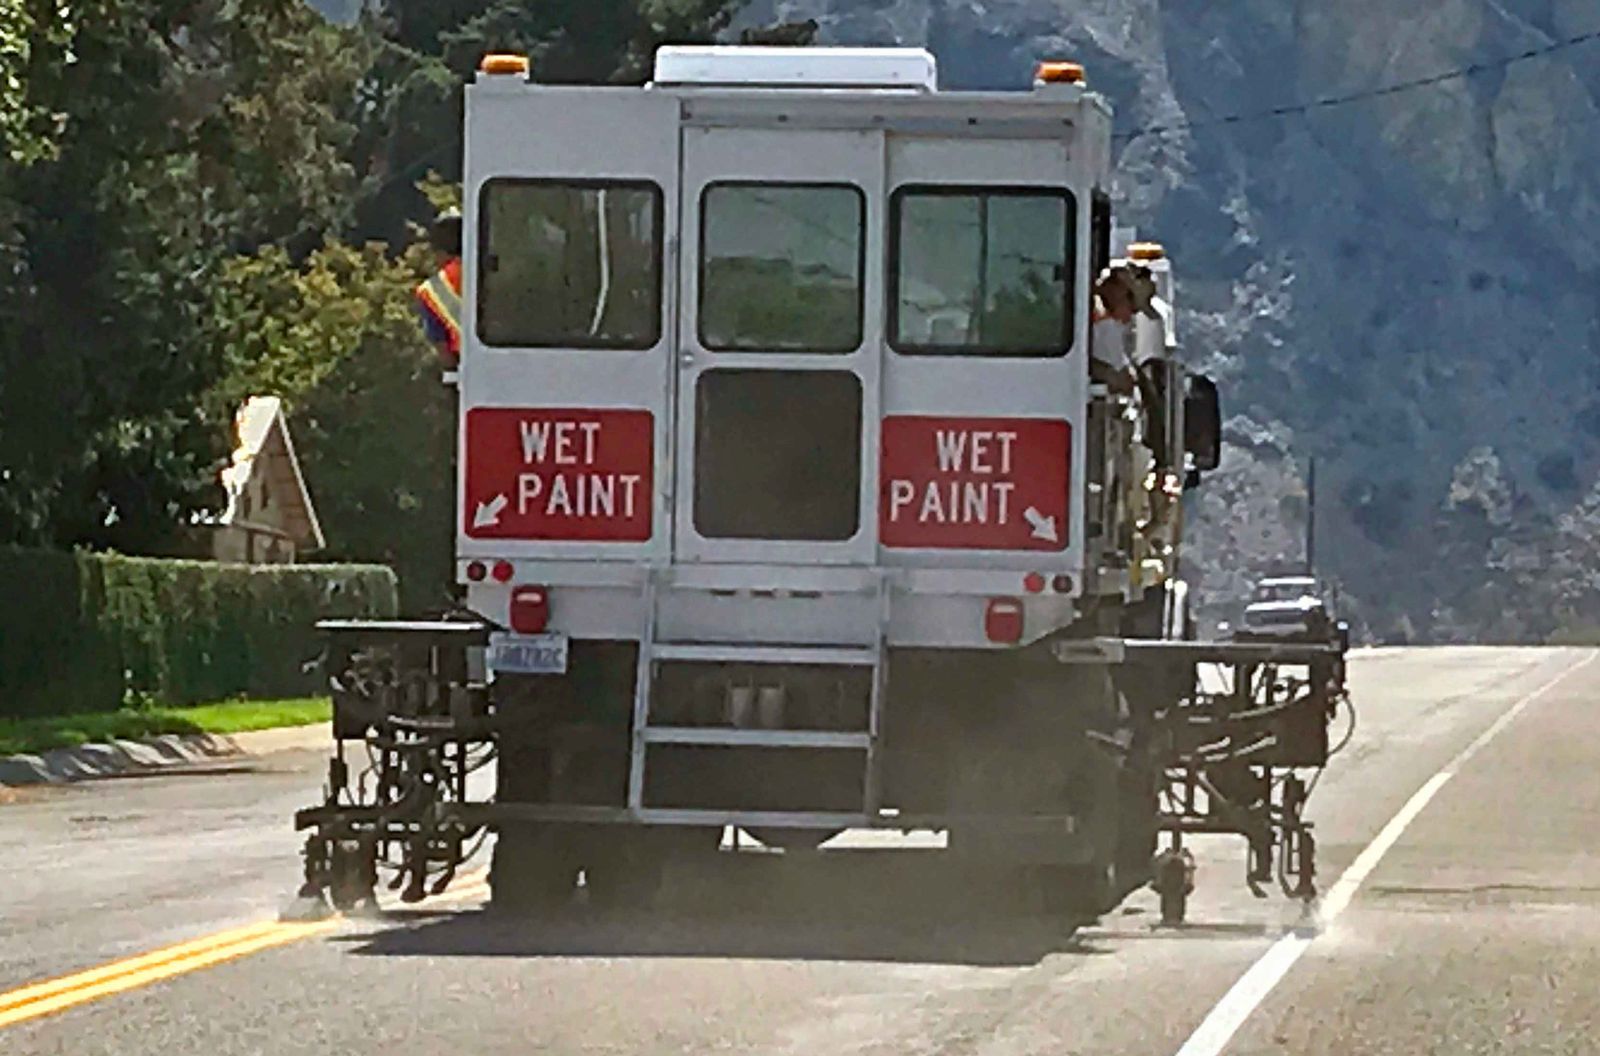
1, 0, 47, 165
3, 0, 788, 608
353, 0, 744, 242
0, 0, 368, 552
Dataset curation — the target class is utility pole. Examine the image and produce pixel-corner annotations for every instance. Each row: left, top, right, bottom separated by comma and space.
1305, 456, 1316, 576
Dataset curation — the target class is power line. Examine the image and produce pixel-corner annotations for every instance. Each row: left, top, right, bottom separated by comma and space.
1114, 28, 1600, 142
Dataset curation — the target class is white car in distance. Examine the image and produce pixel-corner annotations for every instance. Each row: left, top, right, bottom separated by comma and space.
1237, 575, 1331, 640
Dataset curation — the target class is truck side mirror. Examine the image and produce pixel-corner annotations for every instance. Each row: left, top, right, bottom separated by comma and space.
1185, 374, 1221, 472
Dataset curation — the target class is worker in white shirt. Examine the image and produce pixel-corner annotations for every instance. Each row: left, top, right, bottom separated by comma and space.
1090, 264, 1158, 395
1086, 263, 1161, 550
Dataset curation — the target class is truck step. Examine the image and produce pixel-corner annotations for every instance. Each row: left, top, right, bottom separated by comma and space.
650, 643, 877, 666
641, 726, 870, 749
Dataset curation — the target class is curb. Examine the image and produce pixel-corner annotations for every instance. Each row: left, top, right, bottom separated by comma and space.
0, 722, 332, 789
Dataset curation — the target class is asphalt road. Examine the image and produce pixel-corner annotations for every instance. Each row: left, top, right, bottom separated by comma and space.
2, 647, 1595, 1054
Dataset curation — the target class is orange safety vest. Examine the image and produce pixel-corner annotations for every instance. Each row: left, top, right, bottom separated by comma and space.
415, 257, 463, 364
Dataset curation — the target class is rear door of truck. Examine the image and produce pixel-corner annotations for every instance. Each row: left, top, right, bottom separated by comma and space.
459, 86, 680, 566
879, 130, 1088, 580
671, 119, 886, 568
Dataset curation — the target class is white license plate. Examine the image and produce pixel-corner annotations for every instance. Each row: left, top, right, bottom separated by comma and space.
488, 632, 569, 675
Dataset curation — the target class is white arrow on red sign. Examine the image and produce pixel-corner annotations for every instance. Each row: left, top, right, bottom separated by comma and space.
1024, 506, 1059, 543
473, 493, 508, 529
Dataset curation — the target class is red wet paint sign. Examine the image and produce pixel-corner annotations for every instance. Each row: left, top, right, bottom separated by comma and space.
463, 408, 653, 542
880, 416, 1070, 551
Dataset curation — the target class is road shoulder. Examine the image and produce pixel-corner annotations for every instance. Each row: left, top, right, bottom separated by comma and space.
0, 722, 331, 787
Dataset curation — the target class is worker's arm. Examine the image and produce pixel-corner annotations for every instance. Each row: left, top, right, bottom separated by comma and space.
1089, 313, 1136, 395
1090, 356, 1135, 395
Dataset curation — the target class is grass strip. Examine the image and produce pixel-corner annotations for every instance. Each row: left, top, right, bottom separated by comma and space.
0, 698, 330, 757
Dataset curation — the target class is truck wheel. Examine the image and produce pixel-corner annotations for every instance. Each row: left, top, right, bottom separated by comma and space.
490, 823, 579, 914
583, 834, 661, 910
1158, 844, 1196, 928
1158, 879, 1187, 926
583, 827, 721, 909
980, 662, 1125, 921
1111, 720, 1160, 903
1034, 863, 1114, 923
1152, 848, 1195, 926
327, 840, 377, 912
1063, 749, 1125, 923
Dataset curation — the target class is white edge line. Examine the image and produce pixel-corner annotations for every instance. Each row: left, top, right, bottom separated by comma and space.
1171, 649, 1596, 1056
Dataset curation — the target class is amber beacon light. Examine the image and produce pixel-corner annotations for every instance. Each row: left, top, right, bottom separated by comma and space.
480, 53, 531, 76
1034, 61, 1085, 85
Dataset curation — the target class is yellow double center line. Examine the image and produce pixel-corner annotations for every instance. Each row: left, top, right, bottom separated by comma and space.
0, 869, 491, 1030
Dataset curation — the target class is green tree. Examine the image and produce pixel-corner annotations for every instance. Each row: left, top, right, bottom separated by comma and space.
1, 0, 38, 164
5, 0, 794, 604
0, 0, 370, 552
352, 0, 747, 242
204, 0, 764, 606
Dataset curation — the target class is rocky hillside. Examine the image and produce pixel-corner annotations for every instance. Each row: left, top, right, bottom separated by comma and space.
738, 0, 1600, 641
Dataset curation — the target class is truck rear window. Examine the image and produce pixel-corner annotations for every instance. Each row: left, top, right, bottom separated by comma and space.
693, 369, 862, 540
699, 182, 864, 354
477, 179, 663, 349
889, 186, 1075, 357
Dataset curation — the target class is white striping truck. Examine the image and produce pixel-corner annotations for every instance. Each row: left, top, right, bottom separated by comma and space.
294, 46, 1348, 927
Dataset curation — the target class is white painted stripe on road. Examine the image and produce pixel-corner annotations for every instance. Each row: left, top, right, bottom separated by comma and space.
1172, 649, 1596, 1056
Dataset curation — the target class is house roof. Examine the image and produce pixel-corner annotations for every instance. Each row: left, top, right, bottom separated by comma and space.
217, 396, 326, 551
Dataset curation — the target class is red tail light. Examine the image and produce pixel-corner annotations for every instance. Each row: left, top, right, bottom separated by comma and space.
985, 597, 1024, 644
491, 559, 515, 583
465, 560, 487, 582
510, 585, 550, 634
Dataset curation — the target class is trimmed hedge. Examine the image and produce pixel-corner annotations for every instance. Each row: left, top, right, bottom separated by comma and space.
0, 548, 397, 719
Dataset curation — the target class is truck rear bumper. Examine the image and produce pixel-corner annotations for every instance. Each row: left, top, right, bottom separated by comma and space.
300, 801, 1075, 835
296, 802, 1088, 862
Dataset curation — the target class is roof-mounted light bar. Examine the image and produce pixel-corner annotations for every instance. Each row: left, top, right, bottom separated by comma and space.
1034, 60, 1086, 86
480, 53, 530, 77
652, 46, 938, 91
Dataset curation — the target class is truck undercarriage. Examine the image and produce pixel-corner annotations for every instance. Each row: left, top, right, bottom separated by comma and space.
293, 619, 1348, 926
